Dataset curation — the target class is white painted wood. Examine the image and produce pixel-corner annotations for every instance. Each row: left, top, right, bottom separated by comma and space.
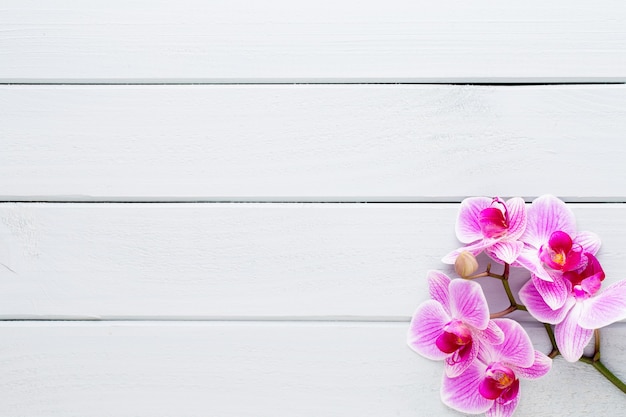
0, 321, 623, 416
1, 203, 625, 320
2, 0, 626, 83
3, 84, 626, 201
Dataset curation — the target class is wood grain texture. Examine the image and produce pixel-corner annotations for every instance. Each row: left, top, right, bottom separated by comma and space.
0, 321, 623, 416
3, 84, 626, 201
2, 0, 626, 83
1, 202, 625, 320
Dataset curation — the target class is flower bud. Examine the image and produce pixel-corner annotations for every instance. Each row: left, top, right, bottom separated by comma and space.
455, 251, 479, 278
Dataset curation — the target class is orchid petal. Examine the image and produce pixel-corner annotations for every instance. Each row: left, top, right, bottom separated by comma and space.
427, 270, 451, 314
445, 333, 479, 378
515, 250, 553, 282
442, 239, 494, 264
475, 320, 505, 346
456, 197, 492, 243
491, 319, 534, 368
512, 350, 552, 380
518, 279, 573, 324
529, 272, 569, 310
485, 393, 519, 417
407, 300, 450, 360
522, 195, 576, 249
573, 231, 601, 256
441, 361, 493, 414
486, 241, 524, 264
503, 197, 527, 240
548, 231, 573, 253
555, 304, 594, 362
578, 280, 626, 329
449, 279, 489, 330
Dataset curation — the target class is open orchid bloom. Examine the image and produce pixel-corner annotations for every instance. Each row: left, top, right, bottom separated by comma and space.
442, 197, 527, 265
441, 319, 551, 417
407, 271, 504, 377
409, 194, 626, 414
519, 254, 626, 362
515, 195, 601, 309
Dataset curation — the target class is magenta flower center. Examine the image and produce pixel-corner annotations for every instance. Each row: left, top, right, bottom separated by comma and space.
479, 363, 519, 404
478, 199, 508, 239
538, 230, 582, 272
563, 253, 605, 299
435, 320, 472, 354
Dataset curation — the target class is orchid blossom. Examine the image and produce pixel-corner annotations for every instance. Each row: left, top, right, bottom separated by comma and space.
441, 319, 551, 417
407, 271, 504, 377
516, 195, 601, 310
443, 197, 527, 265
520, 253, 626, 362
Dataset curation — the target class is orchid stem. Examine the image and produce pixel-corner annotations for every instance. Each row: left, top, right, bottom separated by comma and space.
545, 327, 626, 393
490, 305, 517, 318
465, 263, 505, 280
579, 328, 626, 393
485, 263, 528, 319
543, 323, 559, 358
578, 356, 626, 394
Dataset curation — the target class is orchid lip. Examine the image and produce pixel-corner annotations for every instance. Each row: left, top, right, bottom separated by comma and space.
479, 363, 518, 402
563, 253, 606, 298
435, 320, 472, 354
479, 205, 508, 238
539, 230, 583, 272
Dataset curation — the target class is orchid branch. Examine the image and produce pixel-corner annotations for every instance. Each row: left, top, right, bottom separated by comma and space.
541, 314, 626, 392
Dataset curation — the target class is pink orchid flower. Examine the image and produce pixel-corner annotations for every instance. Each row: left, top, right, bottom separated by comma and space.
516, 195, 601, 310
441, 319, 551, 417
407, 271, 504, 377
442, 197, 527, 265
519, 253, 626, 362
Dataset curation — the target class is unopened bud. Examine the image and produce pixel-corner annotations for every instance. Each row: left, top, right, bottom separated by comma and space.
455, 251, 478, 278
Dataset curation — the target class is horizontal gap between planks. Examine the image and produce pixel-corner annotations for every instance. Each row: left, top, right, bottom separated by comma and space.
2, 81, 626, 86
0, 316, 411, 323
2, 199, 626, 204
1, 319, 623, 329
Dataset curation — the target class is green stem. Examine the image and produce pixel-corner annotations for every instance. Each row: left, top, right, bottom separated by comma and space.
499, 277, 519, 309
578, 357, 626, 394
544, 327, 626, 393
543, 323, 559, 358
488, 263, 528, 319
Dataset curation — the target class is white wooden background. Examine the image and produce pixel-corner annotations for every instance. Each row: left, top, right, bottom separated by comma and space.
1, 1, 626, 415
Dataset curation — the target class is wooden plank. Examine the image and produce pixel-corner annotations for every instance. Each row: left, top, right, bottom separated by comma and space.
1, 203, 625, 320
2, 84, 626, 201
1, 0, 625, 83
0, 321, 623, 416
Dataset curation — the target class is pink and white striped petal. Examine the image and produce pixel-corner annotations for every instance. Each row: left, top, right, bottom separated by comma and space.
489, 319, 535, 368
441, 361, 493, 415
449, 279, 490, 330
475, 320, 506, 346
502, 197, 527, 240
519, 279, 573, 324
427, 270, 451, 314
573, 231, 601, 256
511, 351, 552, 380
486, 240, 524, 264
529, 272, 569, 311
407, 300, 451, 361
456, 197, 492, 243
515, 250, 553, 282
486, 394, 520, 417
521, 195, 576, 249
555, 304, 594, 362
442, 239, 494, 264
578, 280, 626, 329
445, 334, 479, 378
